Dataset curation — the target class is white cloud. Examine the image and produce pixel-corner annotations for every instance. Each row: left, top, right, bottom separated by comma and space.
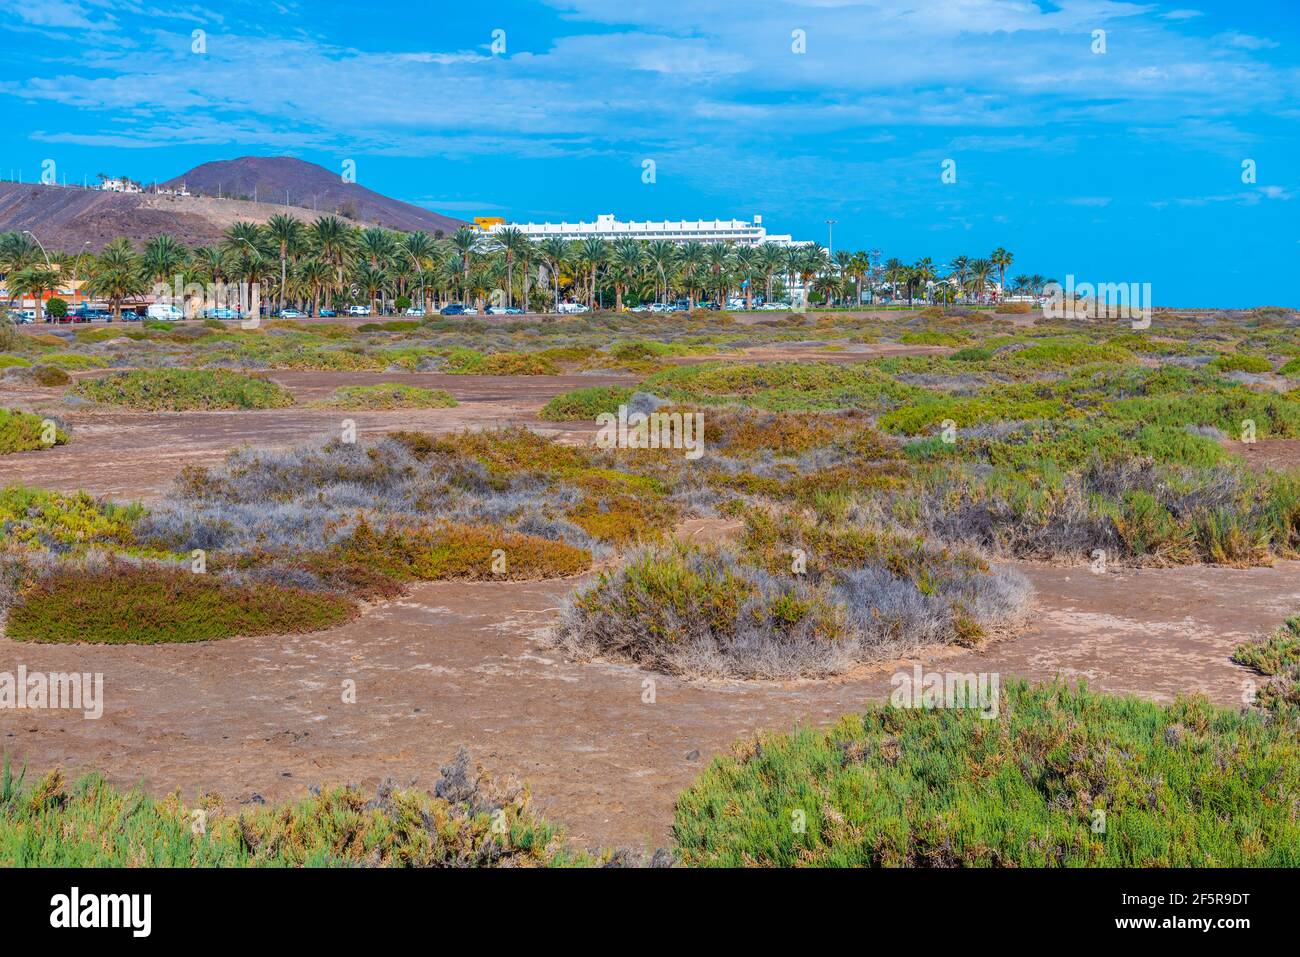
1217, 32, 1281, 51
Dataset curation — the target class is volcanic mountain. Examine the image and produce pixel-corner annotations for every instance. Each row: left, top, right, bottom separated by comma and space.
161, 156, 465, 234
0, 156, 466, 252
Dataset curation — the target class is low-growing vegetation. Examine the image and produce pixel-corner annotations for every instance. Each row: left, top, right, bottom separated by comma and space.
0, 409, 67, 453
0, 749, 599, 866
1234, 615, 1300, 721
674, 680, 1300, 866
7, 562, 357, 644
315, 383, 458, 410
72, 369, 294, 411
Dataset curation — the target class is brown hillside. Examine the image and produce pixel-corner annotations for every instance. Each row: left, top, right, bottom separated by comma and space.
0, 157, 466, 252
162, 156, 465, 235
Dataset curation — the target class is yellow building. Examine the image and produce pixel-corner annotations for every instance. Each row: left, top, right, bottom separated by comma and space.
473, 216, 505, 231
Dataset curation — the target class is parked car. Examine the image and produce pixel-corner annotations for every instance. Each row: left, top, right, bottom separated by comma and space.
404, 307, 426, 317
146, 303, 185, 321
319, 308, 337, 318
556, 302, 589, 314
276, 308, 306, 319
13, 310, 36, 324
346, 305, 371, 317
505, 306, 523, 315
439, 303, 469, 316
204, 307, 240, 320
74, 308, 112, 322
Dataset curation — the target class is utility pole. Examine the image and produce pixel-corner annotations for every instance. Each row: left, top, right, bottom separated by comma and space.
825, 219, 837, 257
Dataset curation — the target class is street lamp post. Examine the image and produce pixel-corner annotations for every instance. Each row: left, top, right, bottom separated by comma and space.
22, 230, 52, 268
825, 219, 837, 257
22, 230, 53, 322
71, 241, 91, 315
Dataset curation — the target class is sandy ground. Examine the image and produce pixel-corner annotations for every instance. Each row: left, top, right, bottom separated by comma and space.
2, 561, 1297, 851
0, 371, 633, 501
2, 364, 1299, 851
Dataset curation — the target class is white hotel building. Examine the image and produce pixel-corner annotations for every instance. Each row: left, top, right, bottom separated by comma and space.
490, 213, 808, 247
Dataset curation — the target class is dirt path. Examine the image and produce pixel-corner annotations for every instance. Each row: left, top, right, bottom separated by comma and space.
3, 559, 1296, 851
0, 371, 632, 501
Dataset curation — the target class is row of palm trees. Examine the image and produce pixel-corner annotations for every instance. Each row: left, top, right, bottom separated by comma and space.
1, 218, 1034, 319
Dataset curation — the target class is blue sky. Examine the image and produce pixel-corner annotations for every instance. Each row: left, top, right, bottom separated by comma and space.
0, 0, 1296, 306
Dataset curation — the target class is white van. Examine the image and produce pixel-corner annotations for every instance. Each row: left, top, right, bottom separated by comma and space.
146, 302, 185, 321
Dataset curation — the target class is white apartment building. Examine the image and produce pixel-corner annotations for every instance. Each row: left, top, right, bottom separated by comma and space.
492, 213, 807, 247
97, 176, 142, 193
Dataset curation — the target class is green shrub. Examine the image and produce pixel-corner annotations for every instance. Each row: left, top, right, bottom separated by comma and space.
0, 410, 67, 453
995, 301, 1033, 314
1234, 616, 1300, 720
34, 353, 107, 370
6, 563, 356, 643
1210, 354, 1274, 374
0, 354, 32, 369
0, 750, 593, 866
32, 366, 70, 387
899, 330, 967, 347
674, 680, 1300, 866
539, 385, 634, 421
335, 519, 591, 581
317, 383, 457, 410
72, 369, 294, 410
358, 320, 421, 333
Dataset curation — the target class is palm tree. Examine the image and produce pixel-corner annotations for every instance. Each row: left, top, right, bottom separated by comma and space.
309, 215, 354, 310
494, 226, 531, 310
10, 265, 59, 322
734, 245, 760, 310
578, 237, 608, 309
641, 240, 676, 306
967, 258, 994, 303
232, 247, 275, 316
353, 261, 388, 315
799, 244, 828, 305
539, 237, 569, 312
607, 238, 642, 312
883, 257, 906, 302
832, 250, 854, 307
950, 255, 970, 304
847, 251, 870, 307
758, 243, 785, 305
295, 258, 334, 317
191, 246, 227, 286
704, 242, 733, 307
141, 234, 188, 287
678, 242, 708, 310
0, 231, 43, 278
401, 231, 436, 311
265, 214, 305, 313
1011, 274, 1032, 296
449, 227, 480, 306
990, 247, 1014, 300
912, 257, 935, 304
84, 238, 146, 322
222, 221, 265, 259
357, 227, 397, 269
